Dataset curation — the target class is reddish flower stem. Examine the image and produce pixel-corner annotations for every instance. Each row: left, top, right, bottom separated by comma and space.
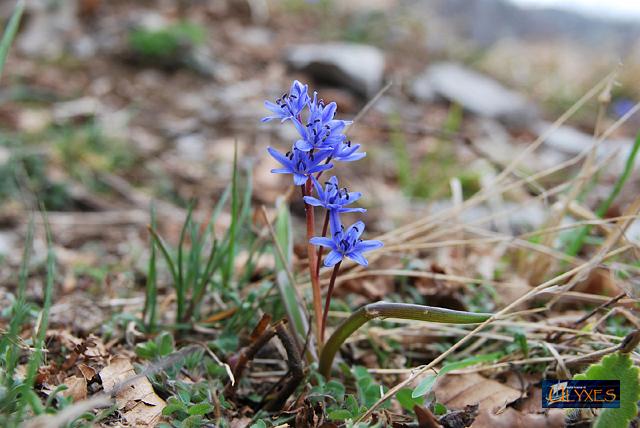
320, 261, 341, 344
302, 180, 323, 348
315, 211, 330, 277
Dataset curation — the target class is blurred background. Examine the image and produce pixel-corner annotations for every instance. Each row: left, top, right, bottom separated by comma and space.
1, 0, 639, 292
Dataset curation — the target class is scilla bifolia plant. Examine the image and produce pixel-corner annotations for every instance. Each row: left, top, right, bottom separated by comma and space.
264, 81, 492, 376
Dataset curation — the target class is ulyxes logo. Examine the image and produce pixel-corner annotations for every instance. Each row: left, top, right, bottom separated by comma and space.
542, 380, 620, 408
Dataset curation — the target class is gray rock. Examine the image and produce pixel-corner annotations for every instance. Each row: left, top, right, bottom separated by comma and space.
533, 122, 595, 155
533, 121, 639, 170
175, 134, 206, 161
0, 231, 18, 257
18, 0, 79, 59
285, 43, 385, 97
413, 62, 538, 127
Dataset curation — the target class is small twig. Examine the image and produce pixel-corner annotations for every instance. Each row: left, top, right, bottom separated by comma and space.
263, 321, 305, 411
302, 181, 323, 349
346, 80, 393, 137
575, 292, 627, 326
224, 320, 280, 396
320, 261, 341, 344
315, 210, 330, 277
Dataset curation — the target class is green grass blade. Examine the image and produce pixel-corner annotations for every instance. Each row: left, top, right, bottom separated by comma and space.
176, 201, 195, 321
143, 206, 158, 332
566, 130, 640, 256
389, 113, 412, 195
222, 143, 239, 288
273, 201, 307, 339
0, 0, 24, 81
148, 227, 179, 288
2, 217, 34, 382
17, 211, 55, 420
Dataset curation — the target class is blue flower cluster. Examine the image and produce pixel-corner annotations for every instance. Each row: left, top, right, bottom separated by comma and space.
264, 81, 382, 267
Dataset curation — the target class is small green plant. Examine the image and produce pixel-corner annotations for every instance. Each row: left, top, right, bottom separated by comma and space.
128, 22, 206, 63
308, 366, 390, 422
389, 105, 474, 199
574, 351, 640, 428
411, 352, 503, 400
0, 217, 57, 427
144, 148, 254, 328
564, 130, 640, 256
0, 0, 23, 81
135, 332, 175, 360
52, 121, 136, 188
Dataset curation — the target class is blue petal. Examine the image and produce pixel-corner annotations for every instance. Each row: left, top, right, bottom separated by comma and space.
345, 192, 362, 203
293, 119, 308, 140
329, 210, 342, 236
271, 168, 292, 174
310, 237, 336, 249
264, 100, 283, 113
355, 240, 383, 252
295, 139, 314, 152
310, 175, 324, 200
347, 221, 366, 239
293, 173, 308, 186
339, 207, 367, 213
267, 147, 292, 167
308, 163, 333, 173
337, 152, 366, 162
346, 251, 368, 266
324, 250, 344, 267
322, 102, 337, 123
303, 196, 324, 207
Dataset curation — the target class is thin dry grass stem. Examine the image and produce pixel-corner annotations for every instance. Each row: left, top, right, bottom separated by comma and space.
24, 396, 113, 428
260, 206, 301, 301
381, 70, 615, 244
547, 196, 640, 308
341, 318, 623, 347
381, 215, 637, 264
323, 268, 505, 287
355, 242, 631, 422
366, 346, 640, 376
346, 80, 393, 136
543, 342, 571, 378
528, 73, 621, 283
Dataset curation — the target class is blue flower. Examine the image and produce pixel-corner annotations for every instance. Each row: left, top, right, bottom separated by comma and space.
303, 176, 365, 212
332, 140, 366, 162
268, 147, 333, 186
262, 80, 310, 123
303, 175, 365, 231
293, 93, 351, 152
310, 220, 383, 267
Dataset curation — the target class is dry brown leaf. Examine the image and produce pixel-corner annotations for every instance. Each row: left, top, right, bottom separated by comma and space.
435, 372, 521, 413
494, 276, 531, 309
99, 356, 166, 427
60, 375, 87, 401
77, 363, 97, 381
574, 267, 621, 297
435, 372, 563, 427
